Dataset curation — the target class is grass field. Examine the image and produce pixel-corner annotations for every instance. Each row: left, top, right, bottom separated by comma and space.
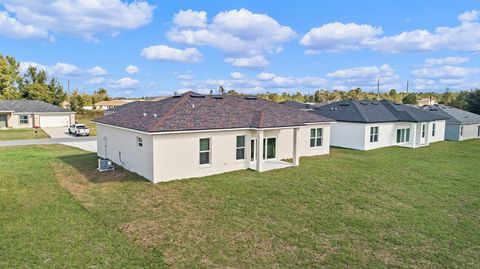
1, 141, 479, 268
0, 128, 50, 140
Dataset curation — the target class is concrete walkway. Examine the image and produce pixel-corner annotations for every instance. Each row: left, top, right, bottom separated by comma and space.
0, 137, 97, 152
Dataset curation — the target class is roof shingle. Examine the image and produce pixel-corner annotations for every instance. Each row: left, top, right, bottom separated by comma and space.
422, 105, 480, 125
94, 92, 333, 132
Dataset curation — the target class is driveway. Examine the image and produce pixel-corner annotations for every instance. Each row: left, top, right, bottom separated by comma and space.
0, 136, 97, 152
42, 127, 74, 138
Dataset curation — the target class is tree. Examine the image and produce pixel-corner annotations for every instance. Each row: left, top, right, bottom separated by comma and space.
91, 88, 110, 104
0, 54, 22, 99
20, 66, 66, 105
465, 89, 480, 114
402, 93, 418, 105
219, 86, 226, 95
440, 90, 456, 105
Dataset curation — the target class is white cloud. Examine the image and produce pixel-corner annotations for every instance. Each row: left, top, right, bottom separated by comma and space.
0, 0, 155, 41
176, 71, 194, 80
412, 65, 480, 79
109, 77, 141, 89
173, 9, 207, 28
327, 64, 400, 90
224, 55, 269, 68
88, 65, 108, 76
167, 8, 295, 57
300, 22, 382, 52
301, 10, 480, 53
86, 77, 106, 84
141, 45, 202, 63
423, 56, 470, 66
458, 10, 480, 22
0, 11, 52, 40
230, 72, 244, 79
257, 72, 277, 81
125, 65, 140, 74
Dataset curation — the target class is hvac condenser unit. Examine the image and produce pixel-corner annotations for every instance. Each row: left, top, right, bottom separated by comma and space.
98, 158, 114, 172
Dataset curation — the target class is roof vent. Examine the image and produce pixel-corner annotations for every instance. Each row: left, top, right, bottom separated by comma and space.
429, 108, 438, 111
190, 94, 205, 98
143, 113, 147, 117
339, 103, 349, 106
173, 95, 182, 98
371, 102, 379, 105
212, 95, 224, 99
153, 114, 158, 118
360, 101, 369, 105
245, 96, 257, 100
394, 102, 402, 105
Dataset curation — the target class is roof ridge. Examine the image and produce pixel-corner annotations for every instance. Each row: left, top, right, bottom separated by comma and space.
349, 100, 369, 122
148, 94, 191, 132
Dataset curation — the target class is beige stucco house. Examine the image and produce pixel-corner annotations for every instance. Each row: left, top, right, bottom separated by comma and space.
94, 92, 334, 183
0, 100, 75, 128
94, 100, 131, 110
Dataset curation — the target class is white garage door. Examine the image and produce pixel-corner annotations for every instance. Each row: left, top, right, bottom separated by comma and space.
40, 115, 70, 127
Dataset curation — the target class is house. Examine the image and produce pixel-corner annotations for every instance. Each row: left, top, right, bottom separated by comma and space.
313, 100, 448, 150
0, 100, 75, 128
104, 101, 147, 116
280, 100, 317, 111
417, 97, 437, 106
83, 105, 94, 111
422, 105, 480, 141
93, 100, 131, 110
94, 92, 333, 183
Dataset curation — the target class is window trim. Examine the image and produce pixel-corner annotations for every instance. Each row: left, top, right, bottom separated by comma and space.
136, 136, 143, 148
310, 128, 323, 148
396, 128, 411, 144
235, 135, 246, 161
199, 138, 211, 166
19, 115, 29, 125
370, 126, 379, 143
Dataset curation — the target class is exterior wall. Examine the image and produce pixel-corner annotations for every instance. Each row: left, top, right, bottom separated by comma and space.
363, 122, 399, 150
428, 120, 446, 143
96, 125, 154, 180
10, 113, 34, 128
329, 122, 367, 150
152, 124, 331, 182
458, 123, 480, 141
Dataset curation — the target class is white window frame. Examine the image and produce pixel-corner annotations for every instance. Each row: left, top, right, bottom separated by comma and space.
236, 135, 246, 161
432, 123, 436, 137
199, 138, 211, 166
19, 115, 28, 125
136, 137, 143, 148
396, 128, 410, 144
370, 126, 379, 143
310, 128, 323, 148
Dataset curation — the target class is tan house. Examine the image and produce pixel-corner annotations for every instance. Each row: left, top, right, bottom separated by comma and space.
0, 100, 75, 128
94, 92, 334, 183
94, 100, 131, 110
417, 97, 437, 106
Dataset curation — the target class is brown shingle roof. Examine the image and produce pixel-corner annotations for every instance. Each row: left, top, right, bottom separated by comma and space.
94, 92, 333, 133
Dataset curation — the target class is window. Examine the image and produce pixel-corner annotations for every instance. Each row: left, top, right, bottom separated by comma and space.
19, 115, 28, 124
478, 126, 480, 137
421, 124, 426, 138
396, 128, 410, 143
370, 126, 379, 143
432, 123, 436, 137
236, 136, 245, 160
460, 126, 464, 136
310, 128, 323, 148
136, 137, 143, 148
199, 138, 211, 165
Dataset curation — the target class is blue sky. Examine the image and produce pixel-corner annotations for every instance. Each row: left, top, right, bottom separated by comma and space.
0, 0, 479, 97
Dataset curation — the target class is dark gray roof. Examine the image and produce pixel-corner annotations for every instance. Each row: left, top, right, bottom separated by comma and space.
95, 92, 333, 133
0, 100, 72, 113
313, 100, 448, 123
422, 105, 480, 125
281, 100, 316, 110
106, 101, 147, 113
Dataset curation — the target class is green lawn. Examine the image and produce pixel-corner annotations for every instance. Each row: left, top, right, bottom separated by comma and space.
1, 141, 479, 268
0, 128, 50, 140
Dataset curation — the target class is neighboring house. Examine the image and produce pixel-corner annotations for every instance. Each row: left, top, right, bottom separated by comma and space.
313, 100, 448, 150
422, 105, 480, 141
104, 101, 147, 115
94, 100, 131, 110
280, 100, 318, 111
94, 92, 333, 183
418, 97, 437, 106
83, 105, 94, 111
0, 100, 75, 128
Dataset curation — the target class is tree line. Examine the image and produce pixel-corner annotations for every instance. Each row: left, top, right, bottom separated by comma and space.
0, 54, 111, 112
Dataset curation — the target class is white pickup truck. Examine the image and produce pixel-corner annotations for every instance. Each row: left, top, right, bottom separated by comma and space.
68, 124, 90, 136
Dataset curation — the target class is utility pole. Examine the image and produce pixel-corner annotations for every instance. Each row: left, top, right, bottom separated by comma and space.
67, 80, 71, 109
377, 78, 380, 101
406, 80, 409, 94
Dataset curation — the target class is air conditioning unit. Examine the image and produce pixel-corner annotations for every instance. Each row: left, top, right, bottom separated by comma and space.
98, 158, 114, 172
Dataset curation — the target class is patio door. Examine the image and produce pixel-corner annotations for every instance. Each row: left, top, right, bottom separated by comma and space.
263, 137, 276, 160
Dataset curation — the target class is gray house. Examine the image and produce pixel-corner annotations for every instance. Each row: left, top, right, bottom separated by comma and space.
422, 105, 480, 141
0, 100, 75, 128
